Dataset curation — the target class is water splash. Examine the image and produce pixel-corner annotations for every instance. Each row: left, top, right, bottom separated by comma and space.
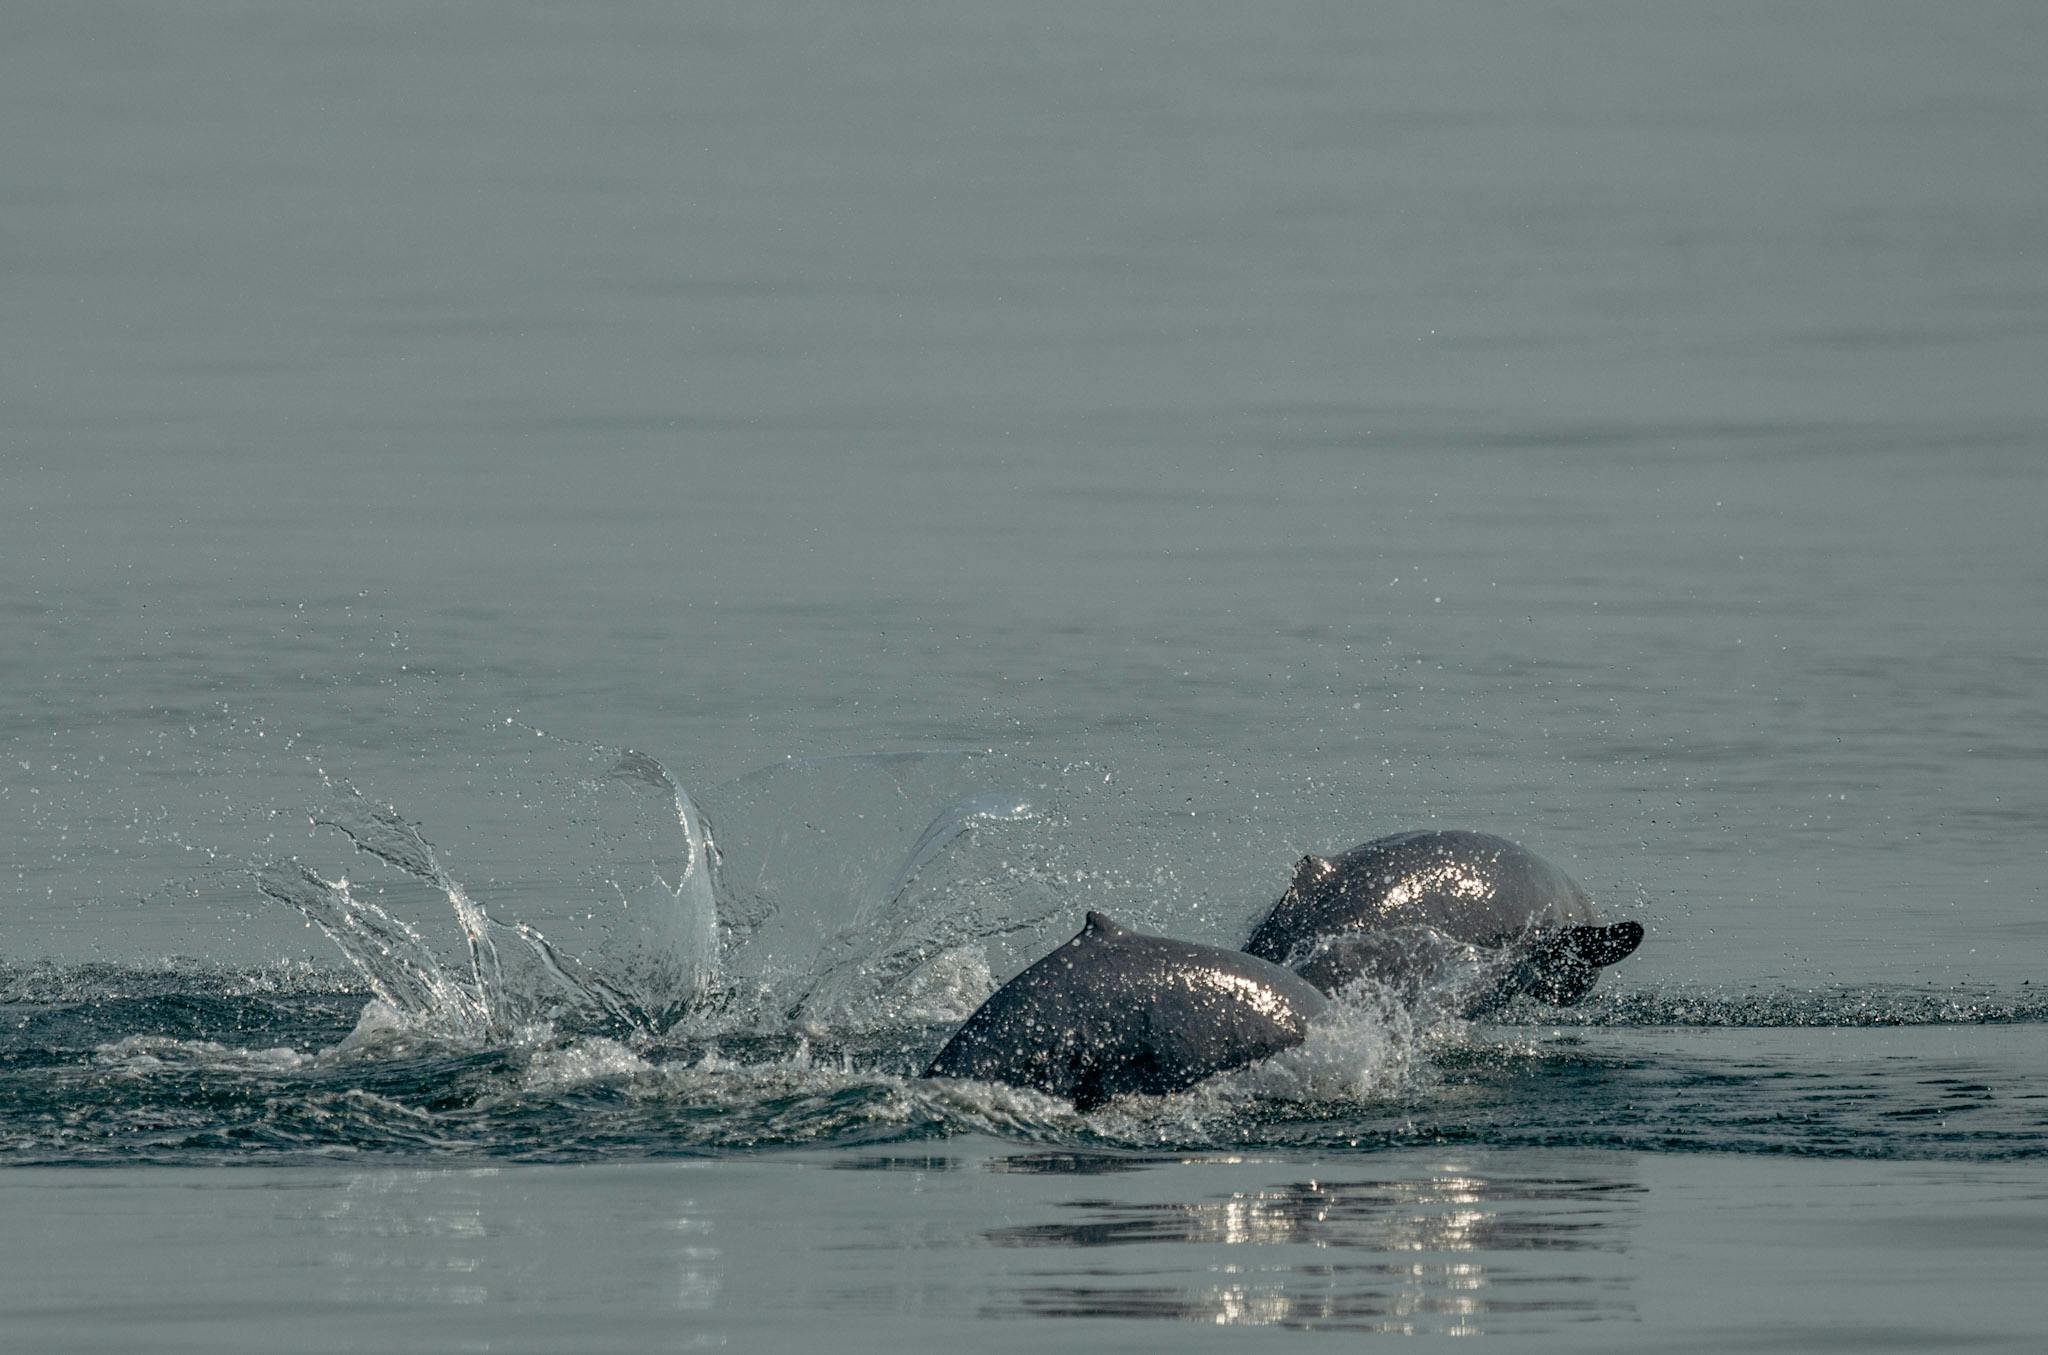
254, 859, 502, 1043
256, 768, 677, 1041
692, 752, 1093, 1027
794, 788, 1042, 1024
585, 749, 722, 1025
1291, 924, 1519, 1015
249, 744, 1087, 1045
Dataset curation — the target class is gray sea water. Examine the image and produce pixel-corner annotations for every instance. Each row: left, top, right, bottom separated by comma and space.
5, 2, 2046, 1349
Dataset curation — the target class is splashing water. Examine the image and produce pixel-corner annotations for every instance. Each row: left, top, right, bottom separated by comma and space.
7, 736, 2045, 1166
686, 750, 1092, 1029
250, 742, 1080, 1048
794, 788, 1042, 1025
253, 857, 653, 1048
250, 736, 727, 1043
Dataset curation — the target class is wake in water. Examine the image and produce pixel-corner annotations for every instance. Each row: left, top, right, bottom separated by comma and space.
3, 734, 2044, 1165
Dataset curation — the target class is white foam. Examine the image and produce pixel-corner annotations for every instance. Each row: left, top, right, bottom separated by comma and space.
908, 1068, 1087, 1133
872, 945, 997, 1025
93, 1034, 311, 1075
522, 1037, 654, 1092
1232, 992, 1437, 1105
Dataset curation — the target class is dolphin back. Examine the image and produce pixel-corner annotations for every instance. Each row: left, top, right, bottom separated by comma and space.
924, 912, 1328, 1110
1244, 831, 1642, 1007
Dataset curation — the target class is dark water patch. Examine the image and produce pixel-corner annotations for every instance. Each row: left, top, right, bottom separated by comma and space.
1506, 984, 2048, 1028
827, 1151, 963, 1172
0, 958, 367, 1006
4, 993, 364, 1062
985, 1151, 1176, 1176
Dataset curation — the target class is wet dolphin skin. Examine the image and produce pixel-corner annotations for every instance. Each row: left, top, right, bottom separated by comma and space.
1244, 829, 1643, 1006
924, 912, 1328, 1110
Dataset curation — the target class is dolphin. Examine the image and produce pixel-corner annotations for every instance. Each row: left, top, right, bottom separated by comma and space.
1244, 830, 1643, 1008
923, 912, 1328, 1111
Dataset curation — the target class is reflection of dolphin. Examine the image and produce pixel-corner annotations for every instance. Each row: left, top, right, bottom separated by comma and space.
1244, 830, 1643, 1007
923, 913, 1327, 1111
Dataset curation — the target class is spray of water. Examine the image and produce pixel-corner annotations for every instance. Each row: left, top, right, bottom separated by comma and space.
255, 768, 671, 1041
252, 743, 1083, 1049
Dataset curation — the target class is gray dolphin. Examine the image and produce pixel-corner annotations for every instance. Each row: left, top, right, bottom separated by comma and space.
923, 912, 1328, 1111
1244, 830, 1643, 1007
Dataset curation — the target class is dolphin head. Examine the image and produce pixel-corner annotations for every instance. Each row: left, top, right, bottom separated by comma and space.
1511, 920, 1646, 1005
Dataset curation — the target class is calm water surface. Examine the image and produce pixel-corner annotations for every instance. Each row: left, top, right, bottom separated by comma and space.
7, 1147, 2046, 1352
4, 2, 2045, 1348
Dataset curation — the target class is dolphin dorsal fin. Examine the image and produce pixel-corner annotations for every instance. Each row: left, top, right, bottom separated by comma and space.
1081, 911, 1127, 940
1291, 854, 1336, 894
